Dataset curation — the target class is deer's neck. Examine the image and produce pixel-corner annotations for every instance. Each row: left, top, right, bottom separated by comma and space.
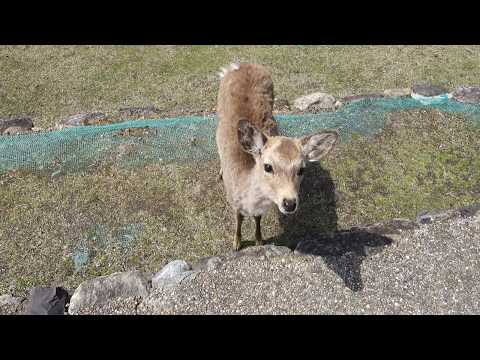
234, 165, 274, 217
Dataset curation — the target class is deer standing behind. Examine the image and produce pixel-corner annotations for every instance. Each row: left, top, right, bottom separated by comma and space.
216, 63, 339, 251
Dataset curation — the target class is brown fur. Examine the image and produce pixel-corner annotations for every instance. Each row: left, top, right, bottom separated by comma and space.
217, 64, 277, 171
274, 139, 301, 162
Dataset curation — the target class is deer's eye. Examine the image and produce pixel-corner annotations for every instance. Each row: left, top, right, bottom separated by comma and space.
297, 167, 305, 176
264, 164, 273, 173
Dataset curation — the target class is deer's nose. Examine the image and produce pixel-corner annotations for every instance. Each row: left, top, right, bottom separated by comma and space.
282, 198, 297, 213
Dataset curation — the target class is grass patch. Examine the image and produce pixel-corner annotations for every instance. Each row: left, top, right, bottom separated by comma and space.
1, 109, 479, 295
329, 109, 480, 225
1, 45, 480, 128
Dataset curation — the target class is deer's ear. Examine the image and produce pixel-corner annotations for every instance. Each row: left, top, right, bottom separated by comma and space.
238, 119, 268, 155
300, 131, 339, 162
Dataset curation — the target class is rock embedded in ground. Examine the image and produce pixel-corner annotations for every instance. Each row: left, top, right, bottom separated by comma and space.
412, 83, 448, 97
273, 98, 291, 112
451, 86, 480, 104
152, 271, 198, 290
383, 88, 411, 97
153, 260, 191, 279
308, 103, 337, 113
293, 92, 336, 111
68, 270, 150, 315
0, 116, 34, 134
2, 126, 31, 135
61, 112, 108, 126
24, 287, 69, 315
459, 203, 480, 218
416, 209, 460, 225
151, 260, 196, 289
416, 204, 480, 225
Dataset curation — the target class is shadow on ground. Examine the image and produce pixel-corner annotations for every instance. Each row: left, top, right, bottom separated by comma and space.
268, 162, 393, 291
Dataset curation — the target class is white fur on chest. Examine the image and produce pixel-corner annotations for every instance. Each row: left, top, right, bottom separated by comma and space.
234, 189, 274, 217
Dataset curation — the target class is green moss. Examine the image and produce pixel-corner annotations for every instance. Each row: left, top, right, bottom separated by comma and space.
325, 109, 480, 225
1, 109, 479, 295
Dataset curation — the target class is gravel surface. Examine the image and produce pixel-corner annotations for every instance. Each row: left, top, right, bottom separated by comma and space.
65, 212, 480, 315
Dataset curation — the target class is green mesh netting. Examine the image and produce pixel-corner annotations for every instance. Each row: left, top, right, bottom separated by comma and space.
2, 96, 480, 174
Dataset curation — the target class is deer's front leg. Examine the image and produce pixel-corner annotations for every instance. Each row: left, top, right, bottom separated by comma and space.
254, 216, 263, 246
234, 211, 244, 251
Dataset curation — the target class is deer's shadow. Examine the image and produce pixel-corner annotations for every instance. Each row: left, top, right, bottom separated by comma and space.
267, 163, 392, 292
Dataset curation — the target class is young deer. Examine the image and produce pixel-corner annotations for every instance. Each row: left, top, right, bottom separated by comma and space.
216, 63, 339, 251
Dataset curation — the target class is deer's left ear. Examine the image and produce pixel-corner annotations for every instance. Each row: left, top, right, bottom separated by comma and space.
238, 119, 268, 156
300, 131, 340, 162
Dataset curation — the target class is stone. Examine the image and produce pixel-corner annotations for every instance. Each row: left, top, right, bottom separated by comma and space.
151, 260, 197, 290
273, 98, 291, 112
293, 92, 336, 111
458, 204, 480, 218
451, 86, 480, 104
68, 270, 150, 315
416, 204, 480, 224
416, 209, 460, 225
153, 260, 191, 280
61, 112, 107, 126
24, 287, 69, 315
412, 83, 447, 97
152, 271, 198, 290
0, 117, 34, 134
383, 88, 411, 97
2, 126, 31, 135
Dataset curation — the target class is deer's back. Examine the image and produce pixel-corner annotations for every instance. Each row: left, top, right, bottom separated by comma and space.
216, 63, 278, 174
